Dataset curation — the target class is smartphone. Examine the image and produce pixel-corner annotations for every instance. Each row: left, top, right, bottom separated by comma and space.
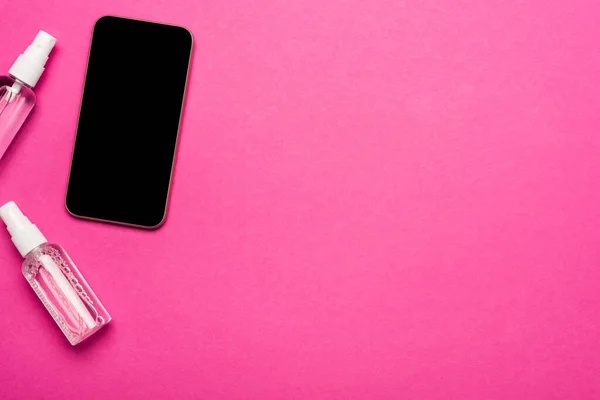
66, 16, 192, 229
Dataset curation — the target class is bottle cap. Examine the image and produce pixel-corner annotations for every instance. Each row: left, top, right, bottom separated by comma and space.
9, 31, 57, 88
0, 201, 47, 257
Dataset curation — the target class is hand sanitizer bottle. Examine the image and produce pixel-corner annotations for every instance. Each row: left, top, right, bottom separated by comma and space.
0, 31, 56, 161
0, 201, 111, 345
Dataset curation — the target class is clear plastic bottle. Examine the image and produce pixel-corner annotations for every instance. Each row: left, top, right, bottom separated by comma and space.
0, 201, 111, 345
0, 31, 55, 161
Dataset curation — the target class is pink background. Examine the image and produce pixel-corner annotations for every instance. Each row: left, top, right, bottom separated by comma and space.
1, 0, 600, 399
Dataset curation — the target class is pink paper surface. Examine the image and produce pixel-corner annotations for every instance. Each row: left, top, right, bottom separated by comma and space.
2, 0, 600, 399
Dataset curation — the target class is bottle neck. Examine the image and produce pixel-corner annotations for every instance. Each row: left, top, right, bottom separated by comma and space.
8, 223, 48, 258
9, 76, 30, 89
23, 241, 49, 259
3, 77, 28, 103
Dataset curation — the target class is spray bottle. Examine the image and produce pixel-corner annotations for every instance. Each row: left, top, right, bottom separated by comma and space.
0, 31, 56, 161
0, 201, 111, 345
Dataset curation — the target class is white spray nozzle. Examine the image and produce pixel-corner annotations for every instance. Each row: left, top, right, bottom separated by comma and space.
0, 201, 30, 235
9, 30, 57, 88
32, 31, 56, 52
0, 201, 47, 257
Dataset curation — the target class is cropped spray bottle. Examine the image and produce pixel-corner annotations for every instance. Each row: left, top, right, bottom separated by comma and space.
0, 31, 56, 161
0, 201, 111, 345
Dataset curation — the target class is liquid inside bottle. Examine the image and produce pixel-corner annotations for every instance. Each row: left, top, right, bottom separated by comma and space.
23, 243, 111, 345
0, 76, 36, 161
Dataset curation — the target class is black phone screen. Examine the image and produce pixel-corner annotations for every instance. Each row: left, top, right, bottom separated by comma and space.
66, 16, 192, 228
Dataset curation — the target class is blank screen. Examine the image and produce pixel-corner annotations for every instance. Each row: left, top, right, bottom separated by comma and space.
66, 16, 192, 228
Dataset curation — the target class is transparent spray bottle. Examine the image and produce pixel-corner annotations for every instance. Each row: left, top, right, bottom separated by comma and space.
0, 31, 56, 161
0, 201, 111, 345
